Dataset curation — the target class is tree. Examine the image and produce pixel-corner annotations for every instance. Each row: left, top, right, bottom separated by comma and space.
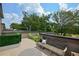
72, 10, 79, 34
10, 23, 23, 30
51, 10, 77, 35
22, 11, 51, 32
22, 12, 40, 31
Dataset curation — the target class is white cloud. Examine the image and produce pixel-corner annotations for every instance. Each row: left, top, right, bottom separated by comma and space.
4, 13, 13, 19
19, 3, 45, 15
58, 3, 76, 11
67, 8, 74, 11
59, 3, 68, 11
2, 13, 23, 28
19, 3, 54, 16
2, 3, 45, 28
44, 11, 51, 15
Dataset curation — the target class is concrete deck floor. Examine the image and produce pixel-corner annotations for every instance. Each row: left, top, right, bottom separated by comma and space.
0, 38, 48, 56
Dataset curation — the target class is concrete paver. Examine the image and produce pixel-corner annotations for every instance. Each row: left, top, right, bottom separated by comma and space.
0, 38, 47, 56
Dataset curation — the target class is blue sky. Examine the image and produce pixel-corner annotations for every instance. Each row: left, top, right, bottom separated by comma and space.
41, 3, 59, 12
2, 3, 79, 28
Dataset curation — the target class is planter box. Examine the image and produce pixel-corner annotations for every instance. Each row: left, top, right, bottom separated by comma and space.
0, 33, 21, 47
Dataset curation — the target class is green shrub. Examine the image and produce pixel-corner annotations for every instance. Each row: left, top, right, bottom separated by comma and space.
28, 33, 40, 42
0, 33, 21, 47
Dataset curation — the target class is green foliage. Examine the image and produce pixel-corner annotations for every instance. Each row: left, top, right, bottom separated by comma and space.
10, 10, 79, 35
22, 12, 52, 32
10, 12, 52, 32
22, 13, 40, 31
28, 33, 40, 42
10, 23, 24, 30
0, 33, 21, 46
51, 10, 79, 35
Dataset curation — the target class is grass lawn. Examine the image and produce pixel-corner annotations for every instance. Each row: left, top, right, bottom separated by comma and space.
71, 34, 79, 38
64, 34, 79, 38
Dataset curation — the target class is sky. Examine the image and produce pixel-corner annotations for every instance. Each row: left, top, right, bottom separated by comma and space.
2, 3, 79, 29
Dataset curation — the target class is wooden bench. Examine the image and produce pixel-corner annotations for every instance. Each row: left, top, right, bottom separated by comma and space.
37, 42, 65, 56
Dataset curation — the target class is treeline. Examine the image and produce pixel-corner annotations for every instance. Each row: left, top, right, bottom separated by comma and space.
10, 10, 79, 36
10, 12, 52, 32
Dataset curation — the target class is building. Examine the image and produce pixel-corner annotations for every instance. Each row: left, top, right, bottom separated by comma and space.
1, 23, 5, 30
0, 3, 4, 35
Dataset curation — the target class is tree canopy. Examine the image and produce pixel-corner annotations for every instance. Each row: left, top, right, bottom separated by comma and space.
10, 10, 79, 36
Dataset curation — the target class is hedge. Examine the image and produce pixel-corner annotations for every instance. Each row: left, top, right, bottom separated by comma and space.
0, 33, 21, 47
28, 33, 40, 42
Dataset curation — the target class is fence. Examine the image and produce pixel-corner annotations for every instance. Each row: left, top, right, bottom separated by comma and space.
40, 33, 79, 53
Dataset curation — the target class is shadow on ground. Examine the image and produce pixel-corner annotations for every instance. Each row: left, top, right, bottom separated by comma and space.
0, 43, 21, 52
18, 46, 57, 56
18, 47, 45, 56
